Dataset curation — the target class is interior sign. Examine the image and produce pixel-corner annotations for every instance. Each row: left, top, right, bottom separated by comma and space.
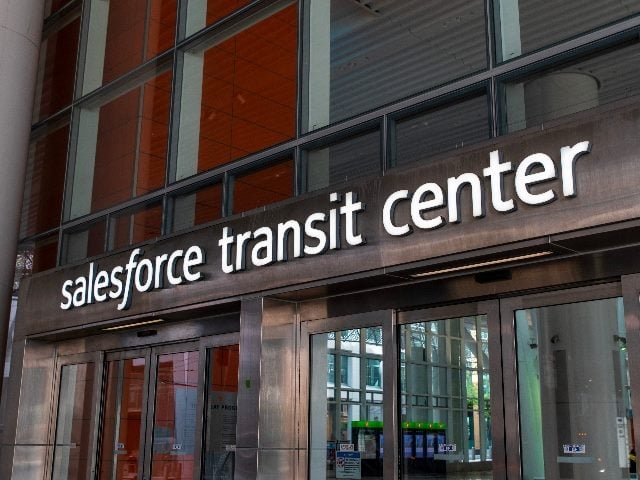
59, 141, 590, 310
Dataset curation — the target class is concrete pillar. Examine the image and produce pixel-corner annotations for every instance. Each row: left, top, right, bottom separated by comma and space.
0, 0, 45, 407
524, 72, 599, 127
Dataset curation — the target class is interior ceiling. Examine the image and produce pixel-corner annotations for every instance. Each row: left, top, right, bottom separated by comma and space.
328, 0, 640, 125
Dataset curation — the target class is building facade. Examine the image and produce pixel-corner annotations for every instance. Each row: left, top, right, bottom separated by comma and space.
2, 0, 640, 479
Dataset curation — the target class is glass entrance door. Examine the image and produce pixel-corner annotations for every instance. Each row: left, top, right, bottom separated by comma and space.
502, 285, 637, 480
397, 302, 501, 480
95, 335, 239, 480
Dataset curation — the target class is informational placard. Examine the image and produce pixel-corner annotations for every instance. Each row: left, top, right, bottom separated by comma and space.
563, 444, 586, 454
338, 443, 355, 451
336, 451, 361, 479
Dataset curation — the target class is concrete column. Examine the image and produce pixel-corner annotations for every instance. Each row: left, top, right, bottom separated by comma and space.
0, 0, 45, 407
524, 72, 599, 127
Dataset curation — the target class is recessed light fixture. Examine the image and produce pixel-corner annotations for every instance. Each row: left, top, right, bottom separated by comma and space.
410, 251, 554, 278
103, 319, 164, 331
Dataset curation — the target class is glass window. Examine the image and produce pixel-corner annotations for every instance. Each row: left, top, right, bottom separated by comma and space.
302, 129, 380, 193
150, 351, 199, 480
303, 0, 487, 131
494, 0, 640, 62
500, 40, 640, 133
81, 0, 177, 93
393, 95, 490, 168
45, 0, 75, 18
310, 326, 384, 479
176, 4, 297, 179
21, 121, 69, 238
17, 235, 59, 276
184, 0, 254, 37
62, 219, 107, 264
109, 202, 163, 250
69, 69, 171, 219
516, 297, 635, 479
52, 363, 96, 480
231, 158, 293, 215
98, 358, 146, 480
34, 14, 80, 121
202, 345, 239, 480
399, 315, 493, 479
171, 183, 223, 233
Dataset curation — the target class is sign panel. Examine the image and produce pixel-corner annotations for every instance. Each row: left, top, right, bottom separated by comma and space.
336, 451, 361, 479
563, 444, 586, 454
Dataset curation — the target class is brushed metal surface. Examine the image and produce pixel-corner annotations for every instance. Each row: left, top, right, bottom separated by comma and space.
236, 299, 262, 450
14, 341, 56, 445
234, 447, 258, 480
259, 299, 297, 449
257, 448, 296, 479
10, 446, 48, 480
16, 102, 640, 335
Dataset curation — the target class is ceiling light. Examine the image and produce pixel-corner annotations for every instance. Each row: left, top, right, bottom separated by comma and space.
410, 251, 554, 278
103, 319, 164, 331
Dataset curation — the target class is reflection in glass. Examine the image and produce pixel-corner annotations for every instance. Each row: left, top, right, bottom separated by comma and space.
171, 183, 222, 233
302, 130, 380, 193
399, 315, 492, 479
203, 345, 239, 479
52, 363, 96, 480
18, 234, 59, 275
494, 0, 640, 62
110, 202, 163, 250
231, 158, 293, 214
82, 0, 176, 93
184, 0, 253, 37
98, 358, 146, 480
500, 41, 640, 133
310, 327, 384, 479
63, 219, 107, 264
393, 95, 490, 168
21, 121, 69, 238
34, 14, 80, 121
151, 351, 199, 480
70, 70, 172, 219
516, 297, 635, 480
303, 0, 487, 131
176, 5, 297, 178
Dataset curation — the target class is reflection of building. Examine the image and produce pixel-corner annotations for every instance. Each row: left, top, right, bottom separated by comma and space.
2, 1, 640, 479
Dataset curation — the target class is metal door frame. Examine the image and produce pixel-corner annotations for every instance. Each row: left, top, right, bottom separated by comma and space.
47, 350, 104, 480
397, 300, 504, 480
499, 281, 629, 480
97, 348, 153, 480
55, 330, 241, 480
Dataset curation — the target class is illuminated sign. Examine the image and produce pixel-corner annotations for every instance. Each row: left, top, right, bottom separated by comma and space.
60, 141, 591, 310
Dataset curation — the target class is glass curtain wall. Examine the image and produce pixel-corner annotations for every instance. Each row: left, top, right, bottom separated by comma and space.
20, 0, 640, 271
302, 0, 487, 131
175, 3, 297, 180
493, 0, 640, 62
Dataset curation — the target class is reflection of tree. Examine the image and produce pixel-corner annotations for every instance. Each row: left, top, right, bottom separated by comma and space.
13, 249, 33, 293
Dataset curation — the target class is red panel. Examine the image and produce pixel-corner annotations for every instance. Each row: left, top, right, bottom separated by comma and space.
23, 124, 68, 237
232, 158, 293, 214
196, 5, 297, 171
147, 0, 177, 58
32, 236, 59, 273
206, 0, 252, 26
137, 70, 172, 195
37, 17, 80, 120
